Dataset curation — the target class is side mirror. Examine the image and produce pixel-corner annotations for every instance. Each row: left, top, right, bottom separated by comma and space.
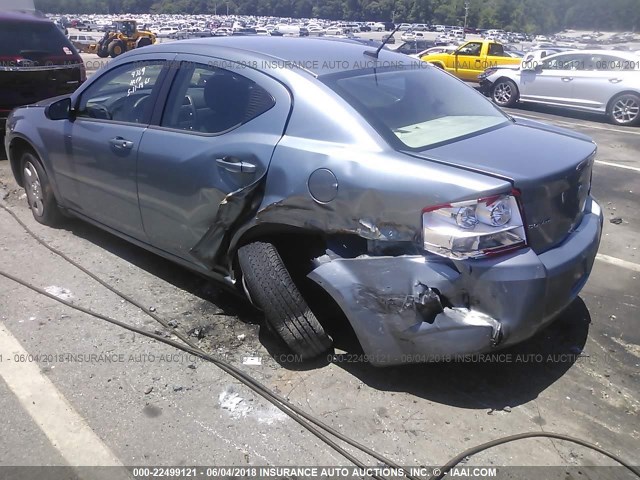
45, 97, 72, 120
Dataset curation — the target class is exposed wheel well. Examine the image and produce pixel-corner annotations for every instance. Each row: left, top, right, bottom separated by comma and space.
232, 228, 365, 353
605, 90, 640, 114
8, 138, 37, 188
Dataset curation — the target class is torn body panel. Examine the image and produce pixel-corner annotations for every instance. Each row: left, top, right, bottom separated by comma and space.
308, 200, 602, 366
190, 176, 266, 269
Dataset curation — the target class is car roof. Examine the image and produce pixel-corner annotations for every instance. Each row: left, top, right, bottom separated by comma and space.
547, 49, 640, 60
0, 10, 51, 23
140, 36, 414, 77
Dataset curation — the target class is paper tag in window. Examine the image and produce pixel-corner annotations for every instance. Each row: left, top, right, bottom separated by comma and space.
63, 47, 73, 55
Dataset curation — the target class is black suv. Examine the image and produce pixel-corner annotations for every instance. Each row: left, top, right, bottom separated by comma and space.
0, 11, 85, 130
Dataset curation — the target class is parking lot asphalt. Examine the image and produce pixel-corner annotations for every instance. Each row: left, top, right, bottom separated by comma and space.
0, 90, 638, 475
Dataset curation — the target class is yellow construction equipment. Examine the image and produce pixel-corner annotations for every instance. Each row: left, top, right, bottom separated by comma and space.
89, 20, 156, 58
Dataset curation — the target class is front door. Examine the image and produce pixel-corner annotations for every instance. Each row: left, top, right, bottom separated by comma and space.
56, 59, 169, 239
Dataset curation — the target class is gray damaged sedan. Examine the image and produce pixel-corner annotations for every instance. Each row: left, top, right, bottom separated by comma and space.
4, 37, 603, 365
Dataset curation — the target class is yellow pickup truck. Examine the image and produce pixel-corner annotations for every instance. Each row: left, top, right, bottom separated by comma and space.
420, 40, 521, 82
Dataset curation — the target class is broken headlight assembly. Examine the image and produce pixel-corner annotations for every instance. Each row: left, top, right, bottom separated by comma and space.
422, 194, 527, 260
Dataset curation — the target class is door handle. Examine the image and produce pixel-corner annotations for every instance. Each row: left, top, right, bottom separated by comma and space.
216, 156, 256, 173
109, 137, 134, 149
609, 78, 622, 83
561, 77, 573, 82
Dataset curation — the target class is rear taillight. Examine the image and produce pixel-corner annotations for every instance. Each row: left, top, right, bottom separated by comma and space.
422, 194, 527, 260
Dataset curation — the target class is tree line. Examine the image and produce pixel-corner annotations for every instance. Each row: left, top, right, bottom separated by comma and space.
35, 0, 640, 33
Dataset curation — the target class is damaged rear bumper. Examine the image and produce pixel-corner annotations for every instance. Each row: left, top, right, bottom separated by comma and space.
308, 199, 603, 366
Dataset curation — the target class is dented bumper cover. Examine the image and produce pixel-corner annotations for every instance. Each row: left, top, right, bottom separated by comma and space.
308, 199, 603, 366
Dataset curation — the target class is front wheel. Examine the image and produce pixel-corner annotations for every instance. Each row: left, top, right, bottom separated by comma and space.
608, 93, 640, 126
238, 241, 332, 360
108, 40, 125, 58
21, 152, 62, 226
491, 78, 519, 108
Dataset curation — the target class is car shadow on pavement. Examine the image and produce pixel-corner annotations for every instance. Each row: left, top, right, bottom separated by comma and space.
333, 298, 591, 410
54, 215, 264, 319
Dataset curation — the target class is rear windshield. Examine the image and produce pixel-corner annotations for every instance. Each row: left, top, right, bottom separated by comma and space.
0, 20, 76, 58
323, 66, 509, 150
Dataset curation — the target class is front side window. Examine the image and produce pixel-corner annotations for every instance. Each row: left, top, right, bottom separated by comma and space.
457, 42, 482, 56
543, 54, 590, 71
76, 61, 165, 123
161, 62, 275, 134
324, 67, 508, 150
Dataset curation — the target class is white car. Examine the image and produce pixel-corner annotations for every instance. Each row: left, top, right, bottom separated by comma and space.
401, 31, 416, 41
324, 27, 344, 36
479, 50, 640, 126
157, 26, 179, 37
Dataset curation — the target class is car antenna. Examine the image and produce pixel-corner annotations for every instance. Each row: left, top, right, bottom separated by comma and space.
365, 23, 402, 59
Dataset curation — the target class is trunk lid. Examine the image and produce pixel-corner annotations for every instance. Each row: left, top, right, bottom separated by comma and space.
407, 118, 596, 253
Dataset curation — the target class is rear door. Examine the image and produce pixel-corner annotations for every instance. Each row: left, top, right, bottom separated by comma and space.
570, 54, 637, 110
136, 56, 292, 265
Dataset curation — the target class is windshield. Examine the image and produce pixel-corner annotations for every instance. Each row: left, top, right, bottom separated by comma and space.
323, 66, 509, 150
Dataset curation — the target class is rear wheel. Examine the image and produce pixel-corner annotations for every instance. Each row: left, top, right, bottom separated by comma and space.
21, 152, 61, 226
491, 78, 519, 107
608, 93, 640, 126
238, 241, 332, 359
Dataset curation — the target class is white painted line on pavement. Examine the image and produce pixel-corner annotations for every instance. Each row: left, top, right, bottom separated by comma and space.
511, 112, 640, 136
0, 321, 128, 476
594, 160, 640, 173
596, 254, 640, 273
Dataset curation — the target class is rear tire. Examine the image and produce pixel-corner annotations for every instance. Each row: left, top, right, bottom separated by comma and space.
491, 78, 519, 108
21, 152, 62, 226
608, 93, 640, 126
238, 241, 332, 360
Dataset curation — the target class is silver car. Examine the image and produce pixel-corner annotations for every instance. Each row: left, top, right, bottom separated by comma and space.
5, 37, 603, 365
479, 50, 640, 126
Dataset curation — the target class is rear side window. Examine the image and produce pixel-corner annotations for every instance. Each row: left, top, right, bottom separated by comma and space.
324, 67, 508, 150
161, 62, 275, 134
0, 21, 76, 59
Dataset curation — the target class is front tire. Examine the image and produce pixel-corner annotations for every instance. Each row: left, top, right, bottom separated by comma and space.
108, 40, 125, 58
608, 93, 640, 126
238, 241, 332, 360
491, 78, 519, 108
21, 152, 61, 226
